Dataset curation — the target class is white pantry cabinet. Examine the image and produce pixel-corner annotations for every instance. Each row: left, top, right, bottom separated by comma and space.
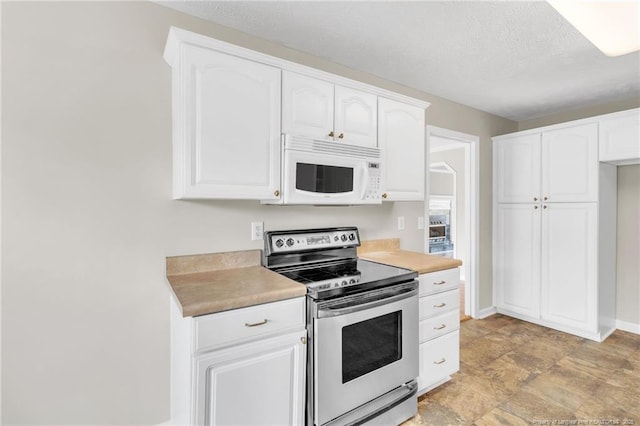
282, 71, 378, 147
598, 108, 640, 165
416, 268, 460, 395
164, 35, 282, 201
171, 297, 306, 426
495, 123, 598, 204
493, 119, 617, 342
378, 97, 426, 201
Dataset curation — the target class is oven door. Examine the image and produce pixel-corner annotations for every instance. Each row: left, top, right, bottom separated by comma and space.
313, 281, 418, 425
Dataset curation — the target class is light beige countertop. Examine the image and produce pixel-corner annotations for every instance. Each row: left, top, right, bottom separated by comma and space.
358, 238, 462, 274
166, 250, 306, 317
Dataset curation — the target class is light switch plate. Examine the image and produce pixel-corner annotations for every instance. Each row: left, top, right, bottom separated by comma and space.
397, 216, 405, 231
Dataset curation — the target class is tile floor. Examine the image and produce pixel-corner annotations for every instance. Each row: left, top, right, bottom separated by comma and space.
406, 314, 640, 425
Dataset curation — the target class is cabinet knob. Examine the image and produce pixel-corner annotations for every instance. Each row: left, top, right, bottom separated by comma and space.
533, 197, 538, 201
382, 193, 388, 199
433, 302, 446, 308
543, 205, 548, 209
544, 196, 548, 201
433, 358, 447, 365
434, 324, 447, 330
300, 336, 307, 345
433, 280, 446, 285
338, 133, 344, 139
328, 131, 335, 137
534, 205, 539, 209
274, 189, 280, 197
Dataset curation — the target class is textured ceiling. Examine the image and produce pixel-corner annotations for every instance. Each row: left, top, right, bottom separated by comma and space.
156, 1, 640, 121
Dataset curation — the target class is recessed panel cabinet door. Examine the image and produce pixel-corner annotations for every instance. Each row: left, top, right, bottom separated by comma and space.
494, 134, 541, 203
540, 203, 598, 333
282, 71, 334, 141
542, 123, 598, 203
378, 98, 425, 201
494, 204, 541, 318
599, 111, 640, 164
334, 85, 378, 147
176, 44, 281, 200
194, 330, 306, 426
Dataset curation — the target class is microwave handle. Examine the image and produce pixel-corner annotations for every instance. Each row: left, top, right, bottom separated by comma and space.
359, 164, 369, 200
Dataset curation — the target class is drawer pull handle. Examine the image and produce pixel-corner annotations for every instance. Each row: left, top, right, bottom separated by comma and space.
245, 319, 268, 328
433, 302, 446, 308
434, 324, 447, 330
433, 358, 447, 365
433, 280, 447, 285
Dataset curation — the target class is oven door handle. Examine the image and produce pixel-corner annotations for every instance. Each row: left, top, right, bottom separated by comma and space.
317, 286, 417, 318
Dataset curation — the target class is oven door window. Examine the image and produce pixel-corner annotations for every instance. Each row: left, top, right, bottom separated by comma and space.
296, 163, 354, 194
341, 310, 402, 383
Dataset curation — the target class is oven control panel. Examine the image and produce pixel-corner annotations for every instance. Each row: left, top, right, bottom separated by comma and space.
266, 227, 360, 254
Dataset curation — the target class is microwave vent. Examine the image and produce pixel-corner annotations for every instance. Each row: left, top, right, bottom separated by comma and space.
285, 135, 381, 159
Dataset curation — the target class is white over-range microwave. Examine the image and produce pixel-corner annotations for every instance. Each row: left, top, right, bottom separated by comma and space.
264, 134, 383, 205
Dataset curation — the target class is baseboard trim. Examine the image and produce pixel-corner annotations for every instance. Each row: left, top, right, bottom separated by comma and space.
616, 320, 640, 335
475, 306, 497, 319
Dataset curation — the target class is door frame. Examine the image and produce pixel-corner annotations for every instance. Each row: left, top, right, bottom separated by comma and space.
425, 126, 480, 318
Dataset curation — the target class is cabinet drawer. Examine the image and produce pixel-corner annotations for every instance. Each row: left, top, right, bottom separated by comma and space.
419, 268, 459, 296
194, 297, 305, 353
419, 310, 459, 342
419, 289, 459, 320
418, 330, 460, 390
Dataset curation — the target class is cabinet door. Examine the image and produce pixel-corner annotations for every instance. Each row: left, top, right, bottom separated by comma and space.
194, 329, 306, 426
540, 203, 597, 333
378, 97, 425, 201
542, 123, 598, 203
334, 85, 378, 147
599, 110, 640, 164
494, 204, 541, 318
282, 71, 334, 141
494, 134, 541, 203
177, 45, 281, 200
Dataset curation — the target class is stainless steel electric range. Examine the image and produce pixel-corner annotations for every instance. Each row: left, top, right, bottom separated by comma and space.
264, 227, 419, 426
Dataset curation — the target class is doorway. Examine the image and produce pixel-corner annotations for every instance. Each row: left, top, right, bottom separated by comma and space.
426, 126, 479, 319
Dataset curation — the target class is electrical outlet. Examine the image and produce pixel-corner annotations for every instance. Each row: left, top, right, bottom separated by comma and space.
397, 216, 405, 231
418, 216, 425, 230
251, 221, 264, 241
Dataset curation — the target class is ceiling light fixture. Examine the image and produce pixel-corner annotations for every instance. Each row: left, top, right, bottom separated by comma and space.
547, 0, 640, 57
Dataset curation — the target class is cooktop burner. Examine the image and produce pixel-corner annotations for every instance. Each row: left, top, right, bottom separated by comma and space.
264, 227, 417, 299
275, 258, 416, 299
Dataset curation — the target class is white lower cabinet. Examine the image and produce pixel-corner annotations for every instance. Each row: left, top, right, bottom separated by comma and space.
416, 267, 460, 395
171, 297, 306, 426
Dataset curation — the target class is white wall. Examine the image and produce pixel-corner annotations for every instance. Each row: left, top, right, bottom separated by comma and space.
1, 1, 517, 424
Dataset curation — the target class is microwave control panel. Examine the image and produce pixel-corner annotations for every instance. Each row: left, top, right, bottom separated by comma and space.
365, 162, 382, 201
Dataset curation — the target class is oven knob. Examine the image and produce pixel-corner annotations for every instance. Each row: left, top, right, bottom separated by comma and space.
341, 280, 348, 286
286, 238, 295, 247
348, 233, 355, 241
275, 238, 284, 248
334, 235, 339, 242
341, 234, 347, 242
349, 279, 355, 284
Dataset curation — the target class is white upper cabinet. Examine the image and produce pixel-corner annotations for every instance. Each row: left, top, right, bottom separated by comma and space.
282, 71, 334, 140
542, 123, 598, 203
282, 71, 378, 147
378, 98, 426, 201
334, 85, 378, 147
494, 133, 541, 203
166, 41, 281, 200
494, 123, 598, 204
599, 108, 640, 165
